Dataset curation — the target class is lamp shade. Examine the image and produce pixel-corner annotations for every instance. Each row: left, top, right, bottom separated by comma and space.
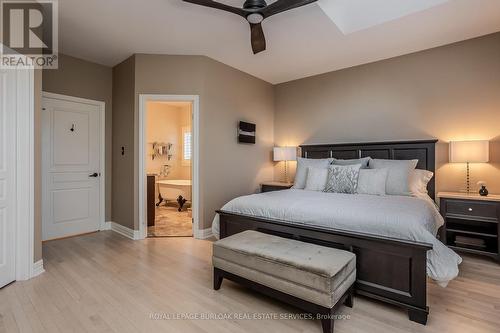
450, 140, 489, 163
273, 147, 297, 162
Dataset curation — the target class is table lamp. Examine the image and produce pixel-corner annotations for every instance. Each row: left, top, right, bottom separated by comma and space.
449, 140, 489, 193
273, 147, 297, 183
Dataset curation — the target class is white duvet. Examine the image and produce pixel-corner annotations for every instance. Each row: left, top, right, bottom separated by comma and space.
212, 189, 462, 286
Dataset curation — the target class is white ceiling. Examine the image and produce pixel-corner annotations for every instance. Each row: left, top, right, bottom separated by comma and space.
59, 0, 500, 84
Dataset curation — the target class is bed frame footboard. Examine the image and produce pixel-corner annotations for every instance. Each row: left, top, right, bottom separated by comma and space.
218, 211, 432, 325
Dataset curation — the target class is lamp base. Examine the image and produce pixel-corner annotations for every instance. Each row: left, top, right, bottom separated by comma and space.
284, 161, 289, 183
466, 162, 470, 194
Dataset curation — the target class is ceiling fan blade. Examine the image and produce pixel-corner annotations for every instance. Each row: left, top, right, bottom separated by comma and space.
250, 23, 266, 54
261, 0, 318, 18
182, 0, 247, 17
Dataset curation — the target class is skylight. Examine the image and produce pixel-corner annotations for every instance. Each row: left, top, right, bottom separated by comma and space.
318, 0, 450, 34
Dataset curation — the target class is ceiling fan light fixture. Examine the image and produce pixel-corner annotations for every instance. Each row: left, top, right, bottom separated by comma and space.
247, 13, 264, 24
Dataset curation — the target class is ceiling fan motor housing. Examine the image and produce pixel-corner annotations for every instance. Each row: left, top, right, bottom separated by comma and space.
243, 0, 267, 10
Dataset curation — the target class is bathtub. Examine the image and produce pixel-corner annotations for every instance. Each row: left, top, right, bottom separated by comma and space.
156, 179, 192, 210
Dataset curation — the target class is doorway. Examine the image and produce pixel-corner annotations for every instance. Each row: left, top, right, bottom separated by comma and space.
139, 95, 200, 239
41, 93, 105, 241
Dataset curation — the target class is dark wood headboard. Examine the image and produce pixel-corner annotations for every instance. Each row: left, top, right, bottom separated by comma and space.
300, 140, 438, 200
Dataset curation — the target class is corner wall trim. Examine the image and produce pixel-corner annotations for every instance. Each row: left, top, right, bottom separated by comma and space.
107, 221, 141, 240
32, 260, 45, 278
197, 228, 214, 240
15, 61, 35, 281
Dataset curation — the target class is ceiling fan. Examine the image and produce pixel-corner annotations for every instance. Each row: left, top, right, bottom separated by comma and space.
183, 0, 318, 54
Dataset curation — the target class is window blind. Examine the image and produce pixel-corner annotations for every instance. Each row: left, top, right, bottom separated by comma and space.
183, 130, 192, 161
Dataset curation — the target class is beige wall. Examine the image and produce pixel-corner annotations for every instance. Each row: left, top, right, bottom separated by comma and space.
274, 32, 500, 195
198, 57, 274, 229
146, 102, 191, 179
112, 56, 136, 229
108, 54, 274, 231
42, 54, 113, 220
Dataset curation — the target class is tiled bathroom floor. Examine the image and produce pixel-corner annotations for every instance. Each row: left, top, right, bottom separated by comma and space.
148, 205, 193, 237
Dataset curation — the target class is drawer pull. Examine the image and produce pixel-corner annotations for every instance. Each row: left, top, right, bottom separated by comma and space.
468, 208, 473, 212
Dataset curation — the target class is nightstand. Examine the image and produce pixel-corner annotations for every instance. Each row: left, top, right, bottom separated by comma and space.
261, 182, 293, 193
438, 192, 500, 262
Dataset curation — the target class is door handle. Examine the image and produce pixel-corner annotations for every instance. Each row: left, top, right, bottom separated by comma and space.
89, 173, 100, 178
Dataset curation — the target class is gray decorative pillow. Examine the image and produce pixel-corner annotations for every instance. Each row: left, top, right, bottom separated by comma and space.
324, 164, 362, 194
331, 157, 371, 169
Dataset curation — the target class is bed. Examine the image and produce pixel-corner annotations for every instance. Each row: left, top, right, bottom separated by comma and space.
214, 140, 461, 325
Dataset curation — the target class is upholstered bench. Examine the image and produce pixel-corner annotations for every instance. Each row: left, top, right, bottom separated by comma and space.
213, 230, 356, 333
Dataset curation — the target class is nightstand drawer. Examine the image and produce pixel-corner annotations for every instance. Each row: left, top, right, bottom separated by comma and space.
446, 200, 498, 220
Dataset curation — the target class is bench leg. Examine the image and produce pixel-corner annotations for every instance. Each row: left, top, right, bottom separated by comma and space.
320, 315, 334, 333
213, 268, 223, 290
344, 287, 354, 308
322, 286, 352, 333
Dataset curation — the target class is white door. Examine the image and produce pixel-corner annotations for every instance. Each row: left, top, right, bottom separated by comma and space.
0, 69, 17, 288
42, 96, 102, 241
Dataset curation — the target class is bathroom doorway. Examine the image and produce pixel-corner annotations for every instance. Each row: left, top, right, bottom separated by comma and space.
139, 95, 199, 238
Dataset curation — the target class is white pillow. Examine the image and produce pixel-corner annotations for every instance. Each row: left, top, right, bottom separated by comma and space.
369, 159, 418, 196
293, 157, 332, 189
356, 169, 388, 196
409, 169, 434, 197
304, 167, 329, 191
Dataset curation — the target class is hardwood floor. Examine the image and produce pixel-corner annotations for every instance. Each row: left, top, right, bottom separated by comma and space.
1, 231, 499, 333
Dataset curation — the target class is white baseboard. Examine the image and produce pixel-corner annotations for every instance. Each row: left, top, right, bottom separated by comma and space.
106, 221, 210, 240
32, 260, 45, 278
106, 221, 141, 240
196, 228, 213, 240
